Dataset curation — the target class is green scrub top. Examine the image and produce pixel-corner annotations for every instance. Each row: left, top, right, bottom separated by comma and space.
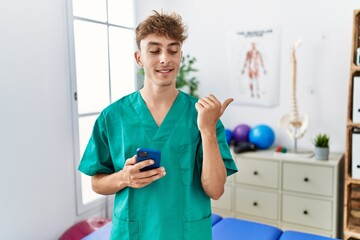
78, 91, 238, 240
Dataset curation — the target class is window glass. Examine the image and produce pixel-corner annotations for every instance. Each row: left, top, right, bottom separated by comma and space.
109, 27, 136, 102
72, 0, 107, 22
69, 0, 135, 214
108, 0, 134, 27
73, 20, 110, 114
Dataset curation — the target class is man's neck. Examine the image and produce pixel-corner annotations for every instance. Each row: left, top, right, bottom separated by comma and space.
139, 86, 179, 127
140, 85, 179, 107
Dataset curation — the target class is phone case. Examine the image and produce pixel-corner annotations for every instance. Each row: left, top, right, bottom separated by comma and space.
136, 148, 161, 171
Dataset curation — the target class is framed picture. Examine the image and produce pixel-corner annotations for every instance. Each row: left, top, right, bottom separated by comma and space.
227, 27, 280, 107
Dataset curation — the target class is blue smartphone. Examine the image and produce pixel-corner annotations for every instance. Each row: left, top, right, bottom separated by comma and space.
136, 148, 161, 172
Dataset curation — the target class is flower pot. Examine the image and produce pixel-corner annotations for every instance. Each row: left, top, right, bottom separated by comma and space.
314, 147, 329, 160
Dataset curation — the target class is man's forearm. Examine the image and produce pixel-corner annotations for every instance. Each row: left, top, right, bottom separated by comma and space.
200, 130, 227, 200
91, 171, 129, 195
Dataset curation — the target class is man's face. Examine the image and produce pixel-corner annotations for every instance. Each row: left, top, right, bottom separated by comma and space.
135, 34, 182, 87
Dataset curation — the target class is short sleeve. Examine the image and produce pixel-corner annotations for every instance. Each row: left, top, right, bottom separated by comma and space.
216, 120, 238, 176
78, 113, 115, 176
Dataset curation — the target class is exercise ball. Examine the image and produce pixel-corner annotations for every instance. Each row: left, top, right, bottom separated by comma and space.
249, 124, 275, 149
232, 124, 251, 143
59, 217, 111, 240
225, 129, 233, 144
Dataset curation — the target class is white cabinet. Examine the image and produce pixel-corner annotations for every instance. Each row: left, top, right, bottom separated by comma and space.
235, 187, 278, 220
212, 150, 344, 238
282, 195, 332, 231
282, 162, 333, 197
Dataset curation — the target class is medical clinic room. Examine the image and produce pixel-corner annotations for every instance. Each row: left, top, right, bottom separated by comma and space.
2, 0, 360, 239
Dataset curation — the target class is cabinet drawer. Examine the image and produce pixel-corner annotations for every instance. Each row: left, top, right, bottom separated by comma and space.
236, 158, 279, 188
283, 163, 333, 197
282, 195, 332, 231
236, 187, 278, 220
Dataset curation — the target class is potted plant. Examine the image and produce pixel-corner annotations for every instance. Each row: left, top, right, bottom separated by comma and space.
313, 133, 330, 160
176, 54, 199, 97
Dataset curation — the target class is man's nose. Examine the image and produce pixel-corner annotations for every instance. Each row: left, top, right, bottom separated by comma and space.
160, 53, 170, 64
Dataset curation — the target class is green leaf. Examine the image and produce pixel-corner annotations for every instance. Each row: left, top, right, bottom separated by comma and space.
313, 133, 330, 148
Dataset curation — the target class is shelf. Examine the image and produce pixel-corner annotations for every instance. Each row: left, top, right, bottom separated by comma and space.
344, 229, 360, 239
346, 178, 360, 186
344, 10, 360, 240
351, 65, 360, 73
348, 122, 360, 128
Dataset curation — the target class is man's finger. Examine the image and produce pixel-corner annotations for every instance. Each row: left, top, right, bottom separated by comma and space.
125, 155, 137, 165
221, 98, 234, 114
197, 98, 210, 108
136, 159, 155, 171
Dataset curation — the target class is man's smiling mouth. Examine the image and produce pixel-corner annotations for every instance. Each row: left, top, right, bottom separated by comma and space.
157, 69, 173, 73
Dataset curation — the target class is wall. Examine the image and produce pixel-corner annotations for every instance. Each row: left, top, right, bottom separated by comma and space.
135, 0, 360, 152
0, 0, 358, 239
0, 0, 80, 239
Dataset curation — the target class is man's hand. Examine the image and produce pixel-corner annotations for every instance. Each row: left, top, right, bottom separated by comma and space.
195, 94, 233, 133
120, 155, 166, 189
195, 94, 232, 199
91, 156, 166, 195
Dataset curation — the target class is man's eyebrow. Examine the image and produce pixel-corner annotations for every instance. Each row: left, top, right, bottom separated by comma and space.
168, 42, 180, 47
147, 41, 161, 47
146, 41, 180, 47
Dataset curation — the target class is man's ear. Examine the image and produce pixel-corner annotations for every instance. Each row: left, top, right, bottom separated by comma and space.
134, 51, 143, 67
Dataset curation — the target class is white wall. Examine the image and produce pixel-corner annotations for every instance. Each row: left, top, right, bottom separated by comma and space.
136, 0, 360, 152
0, 0, 358, 239
0, 0, 79, 239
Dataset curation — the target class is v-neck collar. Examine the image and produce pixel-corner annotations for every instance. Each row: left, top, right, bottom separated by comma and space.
134, 91, 184, 141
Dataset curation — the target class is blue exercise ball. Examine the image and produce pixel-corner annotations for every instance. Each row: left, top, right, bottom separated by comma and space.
225, 129, 233, 144
249, 124, 275, 149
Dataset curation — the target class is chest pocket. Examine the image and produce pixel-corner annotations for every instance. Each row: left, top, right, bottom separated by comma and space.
178, 144, 193, 186
170, 125, 200, 186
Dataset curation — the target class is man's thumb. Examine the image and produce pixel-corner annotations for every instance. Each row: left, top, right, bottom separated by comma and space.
221, 98, 234, 115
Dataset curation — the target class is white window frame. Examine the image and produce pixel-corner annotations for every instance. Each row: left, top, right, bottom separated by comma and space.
66, 0, 137, 215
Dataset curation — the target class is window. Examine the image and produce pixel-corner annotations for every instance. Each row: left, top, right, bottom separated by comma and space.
67, 0, 136, 214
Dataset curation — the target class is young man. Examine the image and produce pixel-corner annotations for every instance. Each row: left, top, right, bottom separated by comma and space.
78, 10, 238, 240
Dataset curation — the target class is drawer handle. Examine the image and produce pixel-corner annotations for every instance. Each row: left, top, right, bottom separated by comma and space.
303, 210, 308, 215
253, 202, 258, 206
357, 165, 360, 169
253, 171, 258, 175
304, 177, 309, 182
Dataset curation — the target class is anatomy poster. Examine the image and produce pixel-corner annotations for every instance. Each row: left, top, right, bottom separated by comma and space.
227, 28, 280, 107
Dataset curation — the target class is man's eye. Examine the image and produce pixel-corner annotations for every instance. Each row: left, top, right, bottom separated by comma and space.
149, 50, 160, 54
169, 50, 178, 55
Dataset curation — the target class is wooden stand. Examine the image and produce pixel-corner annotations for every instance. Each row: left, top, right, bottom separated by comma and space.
343, 9, 360, 240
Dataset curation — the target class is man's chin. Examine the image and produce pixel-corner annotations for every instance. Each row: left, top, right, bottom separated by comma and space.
159, 83, 175, 88
157, 79, 175, 87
